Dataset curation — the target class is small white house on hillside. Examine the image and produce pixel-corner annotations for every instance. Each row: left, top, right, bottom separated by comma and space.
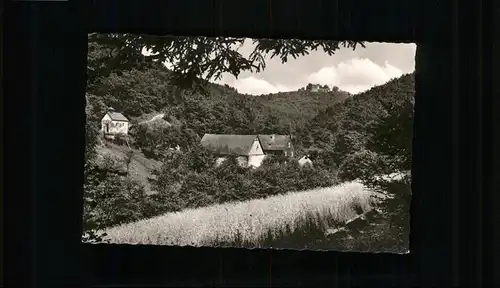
200, 134, 267, 168
101, 108, 129, 139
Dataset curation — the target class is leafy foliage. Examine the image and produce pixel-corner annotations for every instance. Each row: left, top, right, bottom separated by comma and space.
87, 33, 364, 90
89, 63, 351, 142
131, 123, 200, 159
296, 73, 415, 160
337, 149, 388, 182
148, 150, 337, 215
83, 152, 154, 233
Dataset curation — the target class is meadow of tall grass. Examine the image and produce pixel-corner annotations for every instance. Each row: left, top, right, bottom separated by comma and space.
102, 181, 375, 248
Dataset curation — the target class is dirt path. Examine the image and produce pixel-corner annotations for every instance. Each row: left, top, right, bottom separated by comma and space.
137, 113, 167, 125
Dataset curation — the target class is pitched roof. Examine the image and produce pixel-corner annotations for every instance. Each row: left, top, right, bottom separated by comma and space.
258, 134, 292, 151
200, 134, 259, 156
106, 111, 129, 122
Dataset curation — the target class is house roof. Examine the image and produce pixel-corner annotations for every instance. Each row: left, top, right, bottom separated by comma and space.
200, 134, 259, 156
258, 134, 292, 151
106, 112, 129, 122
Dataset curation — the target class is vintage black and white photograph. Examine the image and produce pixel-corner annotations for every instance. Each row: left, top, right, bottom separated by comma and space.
84, 34, 414, 253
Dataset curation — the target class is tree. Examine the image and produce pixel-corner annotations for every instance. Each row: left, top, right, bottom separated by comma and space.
178, 172, 218, 208
366, 98, 414, 173
83, 95, 110, 243
260, 114, 282, 134
182, 145, 215, 173
361, 95, 414, 245
88, 33, 365, 91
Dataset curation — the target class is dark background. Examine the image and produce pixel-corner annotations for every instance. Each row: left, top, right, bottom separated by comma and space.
4, 0, 494, 287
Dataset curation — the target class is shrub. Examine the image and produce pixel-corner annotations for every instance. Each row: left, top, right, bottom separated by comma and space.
178, 172, 219, 209
300, 165, 337, 188
140, 147, 160, 160
337, 149, 387, 182
83, 168, 153, 233
147, 146, 341, 215
365, 177, 411, 243
112, 133, 129, 146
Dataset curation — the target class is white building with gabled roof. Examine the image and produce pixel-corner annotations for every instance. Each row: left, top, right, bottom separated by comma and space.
101, 107, 129, 139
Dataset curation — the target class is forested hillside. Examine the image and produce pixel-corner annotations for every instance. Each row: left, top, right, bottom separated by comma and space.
295, 73, 414, 164
87, 62, 351, 140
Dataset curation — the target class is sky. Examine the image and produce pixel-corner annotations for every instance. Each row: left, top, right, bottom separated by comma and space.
213, 40, 416, 95
148, 39, 416, 96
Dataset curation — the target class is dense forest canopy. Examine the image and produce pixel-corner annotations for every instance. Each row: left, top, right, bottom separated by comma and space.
87, 60, 354, 140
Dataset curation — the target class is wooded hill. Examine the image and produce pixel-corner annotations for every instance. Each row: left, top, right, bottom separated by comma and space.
87, 62, 352, 139
295, 72, 415, 163
87, 62, 414, 166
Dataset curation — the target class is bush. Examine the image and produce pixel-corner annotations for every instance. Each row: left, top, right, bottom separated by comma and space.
147, 147, 341, 215
337, 149, 387, 182
366, 177, 411, 243
178, 172, 219, 209
300, 165, 337, 188
213, 155, 252, 202
112, 133, 129, 146
140, 147, 161, 160
83, 172, 152, 231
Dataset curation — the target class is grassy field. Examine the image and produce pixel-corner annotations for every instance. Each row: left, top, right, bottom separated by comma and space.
101, 181, 376, 248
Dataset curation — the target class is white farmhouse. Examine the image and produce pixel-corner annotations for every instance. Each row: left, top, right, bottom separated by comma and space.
101, 108, 129, 139
200, 134, 267, 168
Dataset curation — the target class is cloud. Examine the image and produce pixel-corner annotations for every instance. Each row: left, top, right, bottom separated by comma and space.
224, 58, 406, 95
216, 76, 299, 96
144, 41, 412, 95
307, 58, 404, 94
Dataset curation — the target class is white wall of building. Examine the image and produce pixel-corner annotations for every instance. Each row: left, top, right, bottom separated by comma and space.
101, 114, 129, 135
214, 139, 266, 168
249, 138, 265, 155
248, 155, 266, 168
248, 138, 266, 168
